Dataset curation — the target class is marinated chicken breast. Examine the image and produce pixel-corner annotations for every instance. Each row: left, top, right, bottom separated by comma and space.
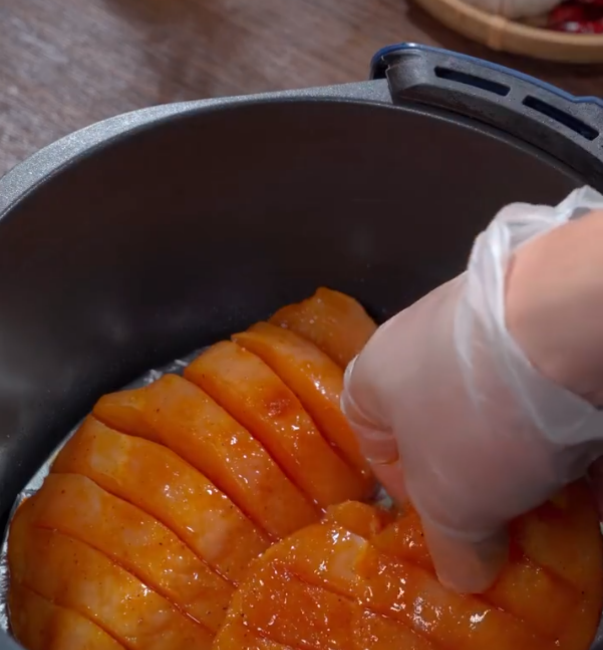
215, 486, 603, 650
8, 288, 378, 650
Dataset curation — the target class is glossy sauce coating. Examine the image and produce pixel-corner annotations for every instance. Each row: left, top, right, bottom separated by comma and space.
371, 506, 580, 640
215, 488, 603, 650
217, 619, 294, 650
52, 417, 267, 583
185, 341, 366, 509
94, 374, 317, 540
269, 287, 377, 368
8, 499, 213, 650
370, 486, 603, 650
31, 473, 232, 631
510, 482, 603, 650
233, 322, 373, 482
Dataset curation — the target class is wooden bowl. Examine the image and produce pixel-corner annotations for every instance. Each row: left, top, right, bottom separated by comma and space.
412, 0, 603, 63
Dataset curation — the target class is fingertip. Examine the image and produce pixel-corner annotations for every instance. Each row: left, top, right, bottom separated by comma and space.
342, 354, 358, 391
341, 356, 398, 466
422, 520, 509, 594
340, 356, 363, 429
341, 341, 405, 503
372, 459, 408, 506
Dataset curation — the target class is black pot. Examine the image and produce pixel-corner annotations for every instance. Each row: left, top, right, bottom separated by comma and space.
0, 44, 602, 650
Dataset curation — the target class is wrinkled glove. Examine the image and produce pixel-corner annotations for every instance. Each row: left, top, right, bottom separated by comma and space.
342, 186, 603, 593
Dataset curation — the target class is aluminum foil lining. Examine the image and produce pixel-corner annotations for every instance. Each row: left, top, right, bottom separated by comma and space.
1, 353, 602, 649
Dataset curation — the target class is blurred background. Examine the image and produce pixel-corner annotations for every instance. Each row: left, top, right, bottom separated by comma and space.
0, 0, 601, 177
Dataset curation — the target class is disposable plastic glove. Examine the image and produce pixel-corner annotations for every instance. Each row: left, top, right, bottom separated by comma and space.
342, 187, 603, 593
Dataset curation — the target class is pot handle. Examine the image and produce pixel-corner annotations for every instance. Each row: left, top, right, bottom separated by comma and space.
370, 44, 603, 188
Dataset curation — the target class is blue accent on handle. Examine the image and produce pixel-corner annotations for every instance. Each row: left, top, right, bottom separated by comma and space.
370, 43, 603, 108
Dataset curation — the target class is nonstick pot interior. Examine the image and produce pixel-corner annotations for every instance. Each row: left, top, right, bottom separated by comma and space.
0, 95, 583, 537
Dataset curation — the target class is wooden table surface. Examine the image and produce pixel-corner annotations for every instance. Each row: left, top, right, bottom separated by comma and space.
1, 0, 602, 177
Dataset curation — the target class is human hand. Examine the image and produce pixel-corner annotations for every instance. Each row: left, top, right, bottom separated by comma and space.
342, 188, 603, 593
